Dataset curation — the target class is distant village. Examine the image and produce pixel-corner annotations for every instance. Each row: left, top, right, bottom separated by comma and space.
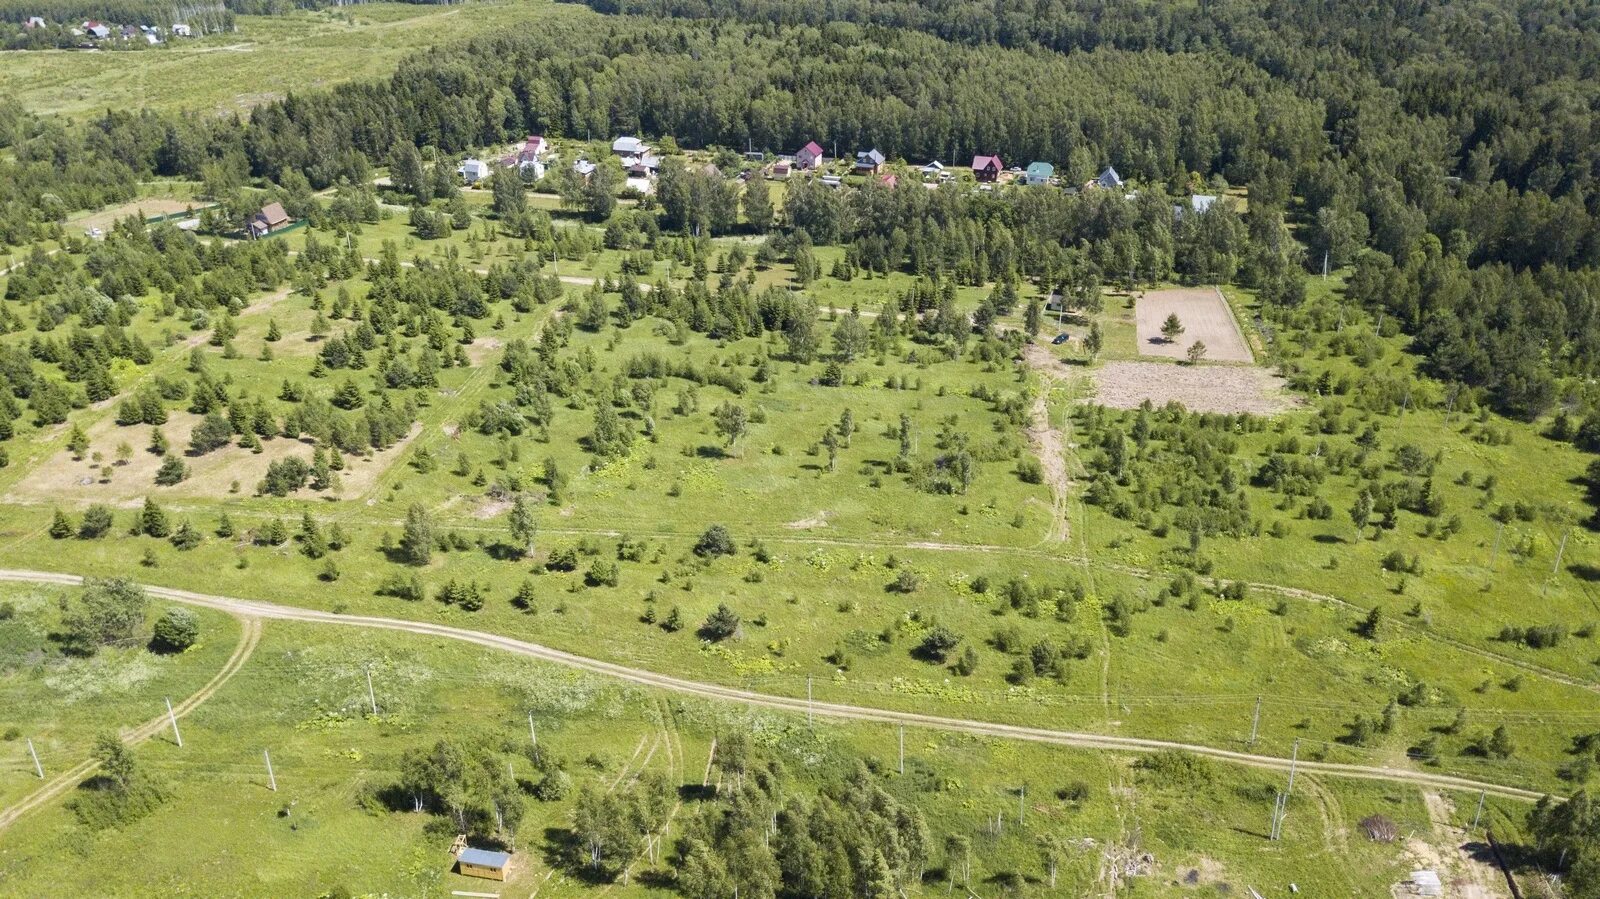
3, 15, 212, 50
454, 132, 1220, 213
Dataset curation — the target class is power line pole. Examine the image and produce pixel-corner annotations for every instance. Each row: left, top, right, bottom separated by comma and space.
264, 749, 277, 791
898, 725, 905, 775
1552, 527, 1570, 576
806, 676, 813, 728
1490, 521, 1504, 567
1248, 695, 1262, 746
26, 738, 43, 779
528, 712, 537, 749
1286, 739, 1300, 796
165, 698, 183, 747
1018, 784, 1026, 826
1472, 790, 1486, 831
365, 666, 378, 716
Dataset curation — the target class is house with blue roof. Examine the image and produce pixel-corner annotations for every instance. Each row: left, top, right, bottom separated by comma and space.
457, 847, 511, 881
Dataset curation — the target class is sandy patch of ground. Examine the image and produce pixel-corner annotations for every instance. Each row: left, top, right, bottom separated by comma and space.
1135, 287, 1253, 363
1088, 361, 1299, 415
4, 412, 418, 506
1405, 792, 1507, 899
465, 336, 503, 365
1022, 343, 1072, 541
785, 510, 830, 529
72, 198, 199, 234
471, 497, 513, 520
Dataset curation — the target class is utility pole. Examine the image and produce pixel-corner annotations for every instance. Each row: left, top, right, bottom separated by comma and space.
1490, 521, 1504, 567
1248, 696, 1262, 747
898, 725, 905, 775
807, 676, 814, 728
1552, 527, 1570, 576
365, 665, 378, 716
1471, 790, 1486, 831
26, 738, 42, 779
166, 698, 182, 748
528, 712, 537, 749
1286, 739, 1300, 796
264, 749, 277, 791
1018, 784, 1026, 826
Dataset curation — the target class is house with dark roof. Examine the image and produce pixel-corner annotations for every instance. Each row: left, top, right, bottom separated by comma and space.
1094, 166, 1123, 190
854, 149, 885, 174
456, 847, 510, 881
971, 155, 1004, 182
796, 141, 825, 170
247, 202, 291, 239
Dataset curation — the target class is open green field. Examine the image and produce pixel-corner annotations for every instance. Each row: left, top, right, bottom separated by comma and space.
0, 2, 592, 118
0, 585, 1533, 897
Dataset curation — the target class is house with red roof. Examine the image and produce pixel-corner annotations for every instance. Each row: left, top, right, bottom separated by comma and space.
971, 155, 1004, 183
795, 141, 825, 170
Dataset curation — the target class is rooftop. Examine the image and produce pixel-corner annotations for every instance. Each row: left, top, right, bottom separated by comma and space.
458, 848, 510, 869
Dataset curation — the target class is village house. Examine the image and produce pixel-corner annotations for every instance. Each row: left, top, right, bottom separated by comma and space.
24, 15, 45, 28
795, 141, 825, 170
1092, 166, 1124, 190
920, 160, 944, 179
458, 157, 490, 184
769, 159, 792, 179
622, 153, 661, 178
246, 202, 291, 239
572, 158, 597, 183
503, 135, 548, 180
971, 154, 1003, 182
854, 148, 885, 174
1024, 161, 1054, 186
171, 22, 191, 36
82, 20, 110, 39
611, 135, 648, 157
1173, 194, 1219, 219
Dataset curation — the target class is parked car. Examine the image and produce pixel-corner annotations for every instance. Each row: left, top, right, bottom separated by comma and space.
1051, 332, 1069, 345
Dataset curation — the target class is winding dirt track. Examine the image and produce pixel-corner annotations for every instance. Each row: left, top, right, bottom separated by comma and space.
0, 615, 262, 833
0, 570, 1556, 803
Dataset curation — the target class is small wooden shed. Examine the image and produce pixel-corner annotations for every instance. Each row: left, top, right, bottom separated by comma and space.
457, 847, 511, 881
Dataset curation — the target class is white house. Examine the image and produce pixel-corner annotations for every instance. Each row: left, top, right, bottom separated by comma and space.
920, 160, 944, 179
458, 158, 490, 184
611, 136, 648, 157
171, 22, 192, 36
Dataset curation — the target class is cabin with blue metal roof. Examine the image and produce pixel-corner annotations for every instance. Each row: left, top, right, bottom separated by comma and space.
457, 847, 511, 881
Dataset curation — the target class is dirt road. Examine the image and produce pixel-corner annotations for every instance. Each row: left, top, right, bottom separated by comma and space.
1022, 342, 1072, 542
0, 570, 1555, 802
0, 616, 262, 833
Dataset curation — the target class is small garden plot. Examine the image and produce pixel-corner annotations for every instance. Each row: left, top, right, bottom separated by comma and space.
1135, 287, 1253, 363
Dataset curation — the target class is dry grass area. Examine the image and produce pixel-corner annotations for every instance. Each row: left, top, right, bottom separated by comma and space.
1135, 287, 1253, 363
4, 412, 417, 506
71, 199, 199, 234
1088, 361, 1298, 415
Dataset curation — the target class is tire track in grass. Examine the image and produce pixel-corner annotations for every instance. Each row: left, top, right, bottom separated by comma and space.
0, 570, 1558, 802
0, 616, 262, 833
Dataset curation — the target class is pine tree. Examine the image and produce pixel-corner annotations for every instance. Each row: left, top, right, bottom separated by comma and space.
49, 508, 74, 539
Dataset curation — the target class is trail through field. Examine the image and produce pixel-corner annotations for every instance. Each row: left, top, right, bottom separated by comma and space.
0, 616, 262, 833
1419, 791, 1509, 899
0, 570, 1555, 802
1022, 342, 1072, 543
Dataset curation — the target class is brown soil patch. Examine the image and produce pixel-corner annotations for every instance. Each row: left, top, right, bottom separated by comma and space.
1088, 361, 1298, 415
465, 336, 503, 365
4, 412, 419, 506
1135, 288, 1253, 363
